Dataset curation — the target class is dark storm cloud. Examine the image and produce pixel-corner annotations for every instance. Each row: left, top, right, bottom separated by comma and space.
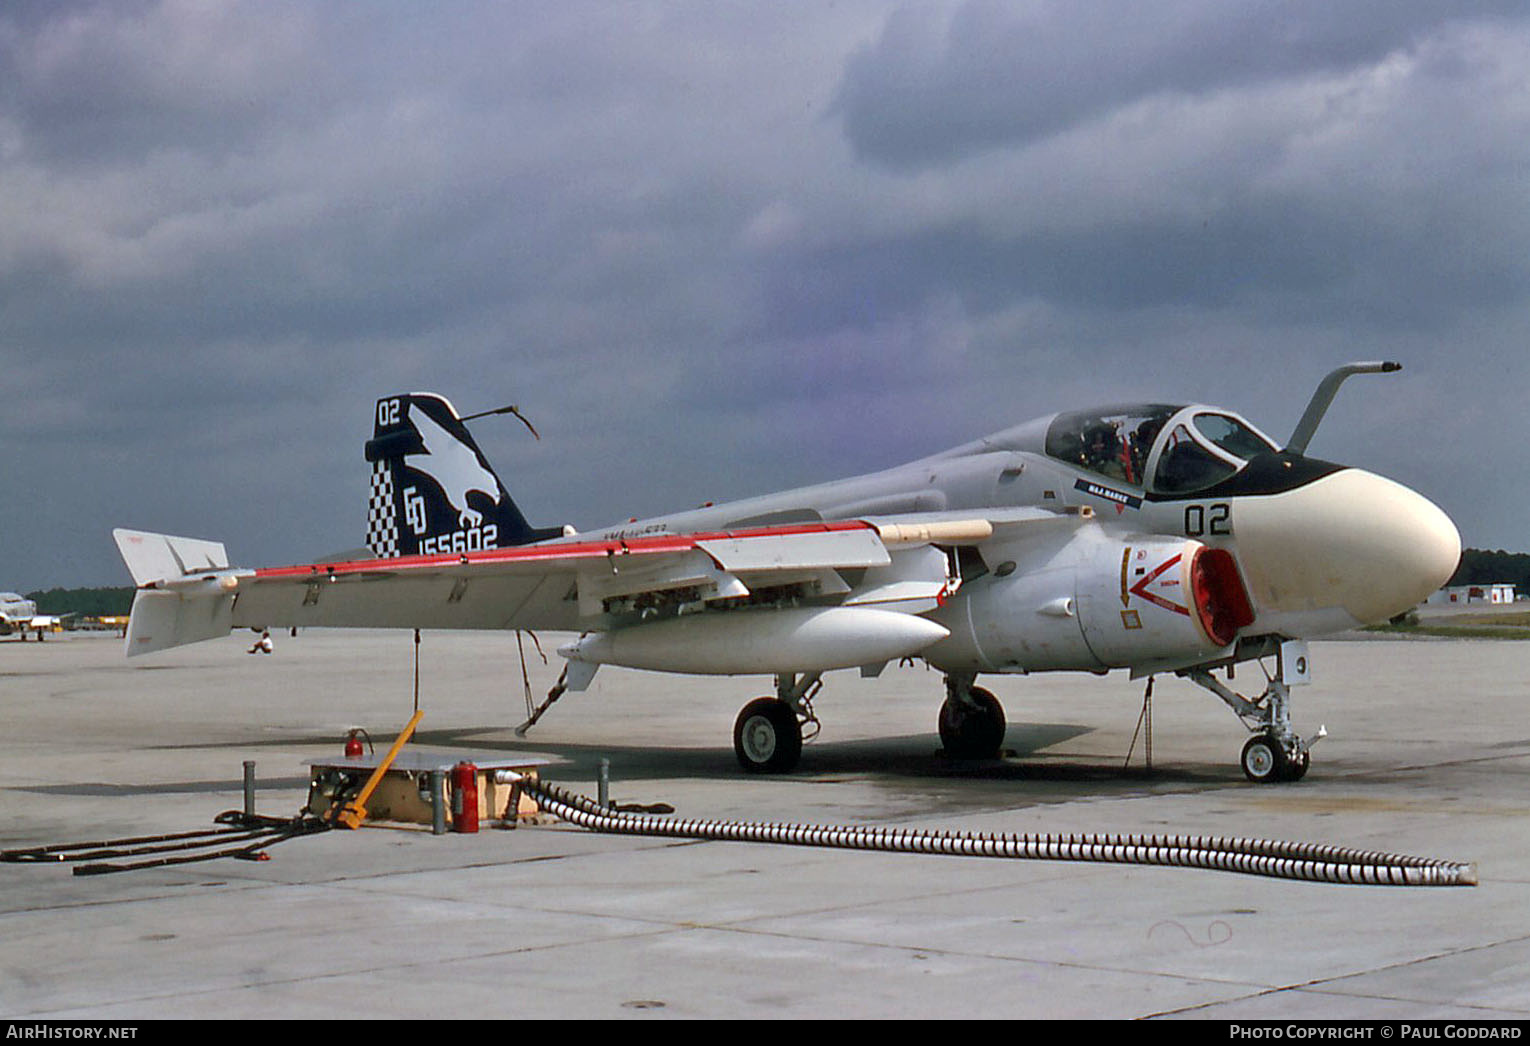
0, 1, 1526, 592
0, 1, 320, 169
0, 3, 876, 588
835, 0, 1526, 169
752, 199, 1527, 336
797, 3, 1530, 369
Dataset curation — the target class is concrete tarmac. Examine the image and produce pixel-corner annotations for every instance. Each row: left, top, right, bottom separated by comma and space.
1, 629, 1527, 1019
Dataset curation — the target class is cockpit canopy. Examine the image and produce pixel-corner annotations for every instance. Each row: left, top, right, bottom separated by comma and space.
1045, 404, 1280, 495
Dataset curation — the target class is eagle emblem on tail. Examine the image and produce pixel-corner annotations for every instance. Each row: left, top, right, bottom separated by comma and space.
403, 405, 503, 527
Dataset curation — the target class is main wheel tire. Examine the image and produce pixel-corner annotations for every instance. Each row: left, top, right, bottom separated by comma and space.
938, 686, 1006, 760
733, 697, 803, 774
1241, 734, 1288, 783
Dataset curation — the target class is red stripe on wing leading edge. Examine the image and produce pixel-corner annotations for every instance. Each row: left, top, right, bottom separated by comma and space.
252, 520, 879, 581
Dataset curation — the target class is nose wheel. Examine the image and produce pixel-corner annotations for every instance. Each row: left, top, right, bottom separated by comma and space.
1240, 734, 1282, 782
1240, 733, 1311, 783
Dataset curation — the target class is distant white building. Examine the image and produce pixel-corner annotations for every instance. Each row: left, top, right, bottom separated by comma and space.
1428, 584, 1517, 606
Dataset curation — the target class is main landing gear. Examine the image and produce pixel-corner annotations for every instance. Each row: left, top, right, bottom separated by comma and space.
1185, 641, 1325, 783
732, 670, 1009, 772
733, 672, 821, 773
938, 674, 1007, 760
732, 670, 1011, 772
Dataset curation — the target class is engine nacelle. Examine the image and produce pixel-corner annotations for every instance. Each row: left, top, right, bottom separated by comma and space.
925, 526, 1253, 674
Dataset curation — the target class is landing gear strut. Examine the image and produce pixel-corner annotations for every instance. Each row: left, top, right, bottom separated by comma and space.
732, 672, 820, 774
938, 674, 1006, 760
1186, 641, 1323, 783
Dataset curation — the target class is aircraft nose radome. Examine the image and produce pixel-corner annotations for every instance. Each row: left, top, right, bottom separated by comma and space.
1233, 469, 1461, 628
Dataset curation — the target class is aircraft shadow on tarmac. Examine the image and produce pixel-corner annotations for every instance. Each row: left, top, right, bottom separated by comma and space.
399, 721, 1231, 791
22, 723, 1230, 806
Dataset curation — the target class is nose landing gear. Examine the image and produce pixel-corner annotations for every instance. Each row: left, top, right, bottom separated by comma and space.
1186, 640, 1324, 783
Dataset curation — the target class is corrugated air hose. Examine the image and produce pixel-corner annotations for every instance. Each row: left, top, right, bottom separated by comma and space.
521, 779, 1476, 887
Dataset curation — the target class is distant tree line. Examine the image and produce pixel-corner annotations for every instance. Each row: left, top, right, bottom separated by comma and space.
1448, 549, 1530, 594
24, 587, 134, 617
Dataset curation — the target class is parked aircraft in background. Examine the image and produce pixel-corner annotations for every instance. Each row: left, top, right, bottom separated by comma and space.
0, 592, 64, 640
115, 362, 1459, 782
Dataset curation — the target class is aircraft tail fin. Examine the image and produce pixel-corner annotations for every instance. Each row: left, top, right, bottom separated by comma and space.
364, 393, 564, 558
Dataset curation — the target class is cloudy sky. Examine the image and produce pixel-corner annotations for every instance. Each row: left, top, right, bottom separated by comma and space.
2, 1, 1527, 593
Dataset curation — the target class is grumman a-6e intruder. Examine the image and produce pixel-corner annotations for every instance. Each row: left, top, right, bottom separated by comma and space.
116, 363, 1459, 783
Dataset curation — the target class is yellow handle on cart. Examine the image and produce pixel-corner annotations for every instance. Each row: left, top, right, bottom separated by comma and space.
332, 710, 425, 830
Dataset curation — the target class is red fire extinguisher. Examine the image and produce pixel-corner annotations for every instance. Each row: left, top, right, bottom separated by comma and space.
344, 729, 365, 758
451, 762, 479, 833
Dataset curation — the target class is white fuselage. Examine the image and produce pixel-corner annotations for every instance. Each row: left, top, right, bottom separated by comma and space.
573, 403, 1459, 675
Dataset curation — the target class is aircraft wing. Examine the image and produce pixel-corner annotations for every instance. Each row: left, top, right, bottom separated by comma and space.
230, 522, 893, 634
116, 508, 1090, 657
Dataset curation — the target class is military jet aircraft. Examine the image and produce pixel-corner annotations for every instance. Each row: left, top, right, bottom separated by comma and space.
1, 592, 38, 634
0, 592, 66, 640
115, 362, 1459, 782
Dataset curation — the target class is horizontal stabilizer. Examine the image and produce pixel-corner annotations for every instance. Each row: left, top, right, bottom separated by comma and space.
114, 529, 230, 587
114, 529, 241, 656
124, 588, 235, 657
